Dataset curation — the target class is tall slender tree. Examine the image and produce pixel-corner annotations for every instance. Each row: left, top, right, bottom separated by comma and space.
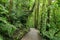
34, 0, 40, 28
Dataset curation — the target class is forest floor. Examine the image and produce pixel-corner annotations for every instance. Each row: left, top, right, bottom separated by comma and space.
21, 28, 42, 40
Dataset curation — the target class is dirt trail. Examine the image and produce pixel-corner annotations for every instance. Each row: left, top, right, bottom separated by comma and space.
21, 28, 42, 40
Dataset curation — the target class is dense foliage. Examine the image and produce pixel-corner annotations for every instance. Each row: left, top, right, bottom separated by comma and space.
0, 0, 60, 40
39, 0, 60, 40
0, 0, 31, 40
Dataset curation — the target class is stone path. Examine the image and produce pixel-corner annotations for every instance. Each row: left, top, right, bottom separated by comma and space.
21, 28, 42, 40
